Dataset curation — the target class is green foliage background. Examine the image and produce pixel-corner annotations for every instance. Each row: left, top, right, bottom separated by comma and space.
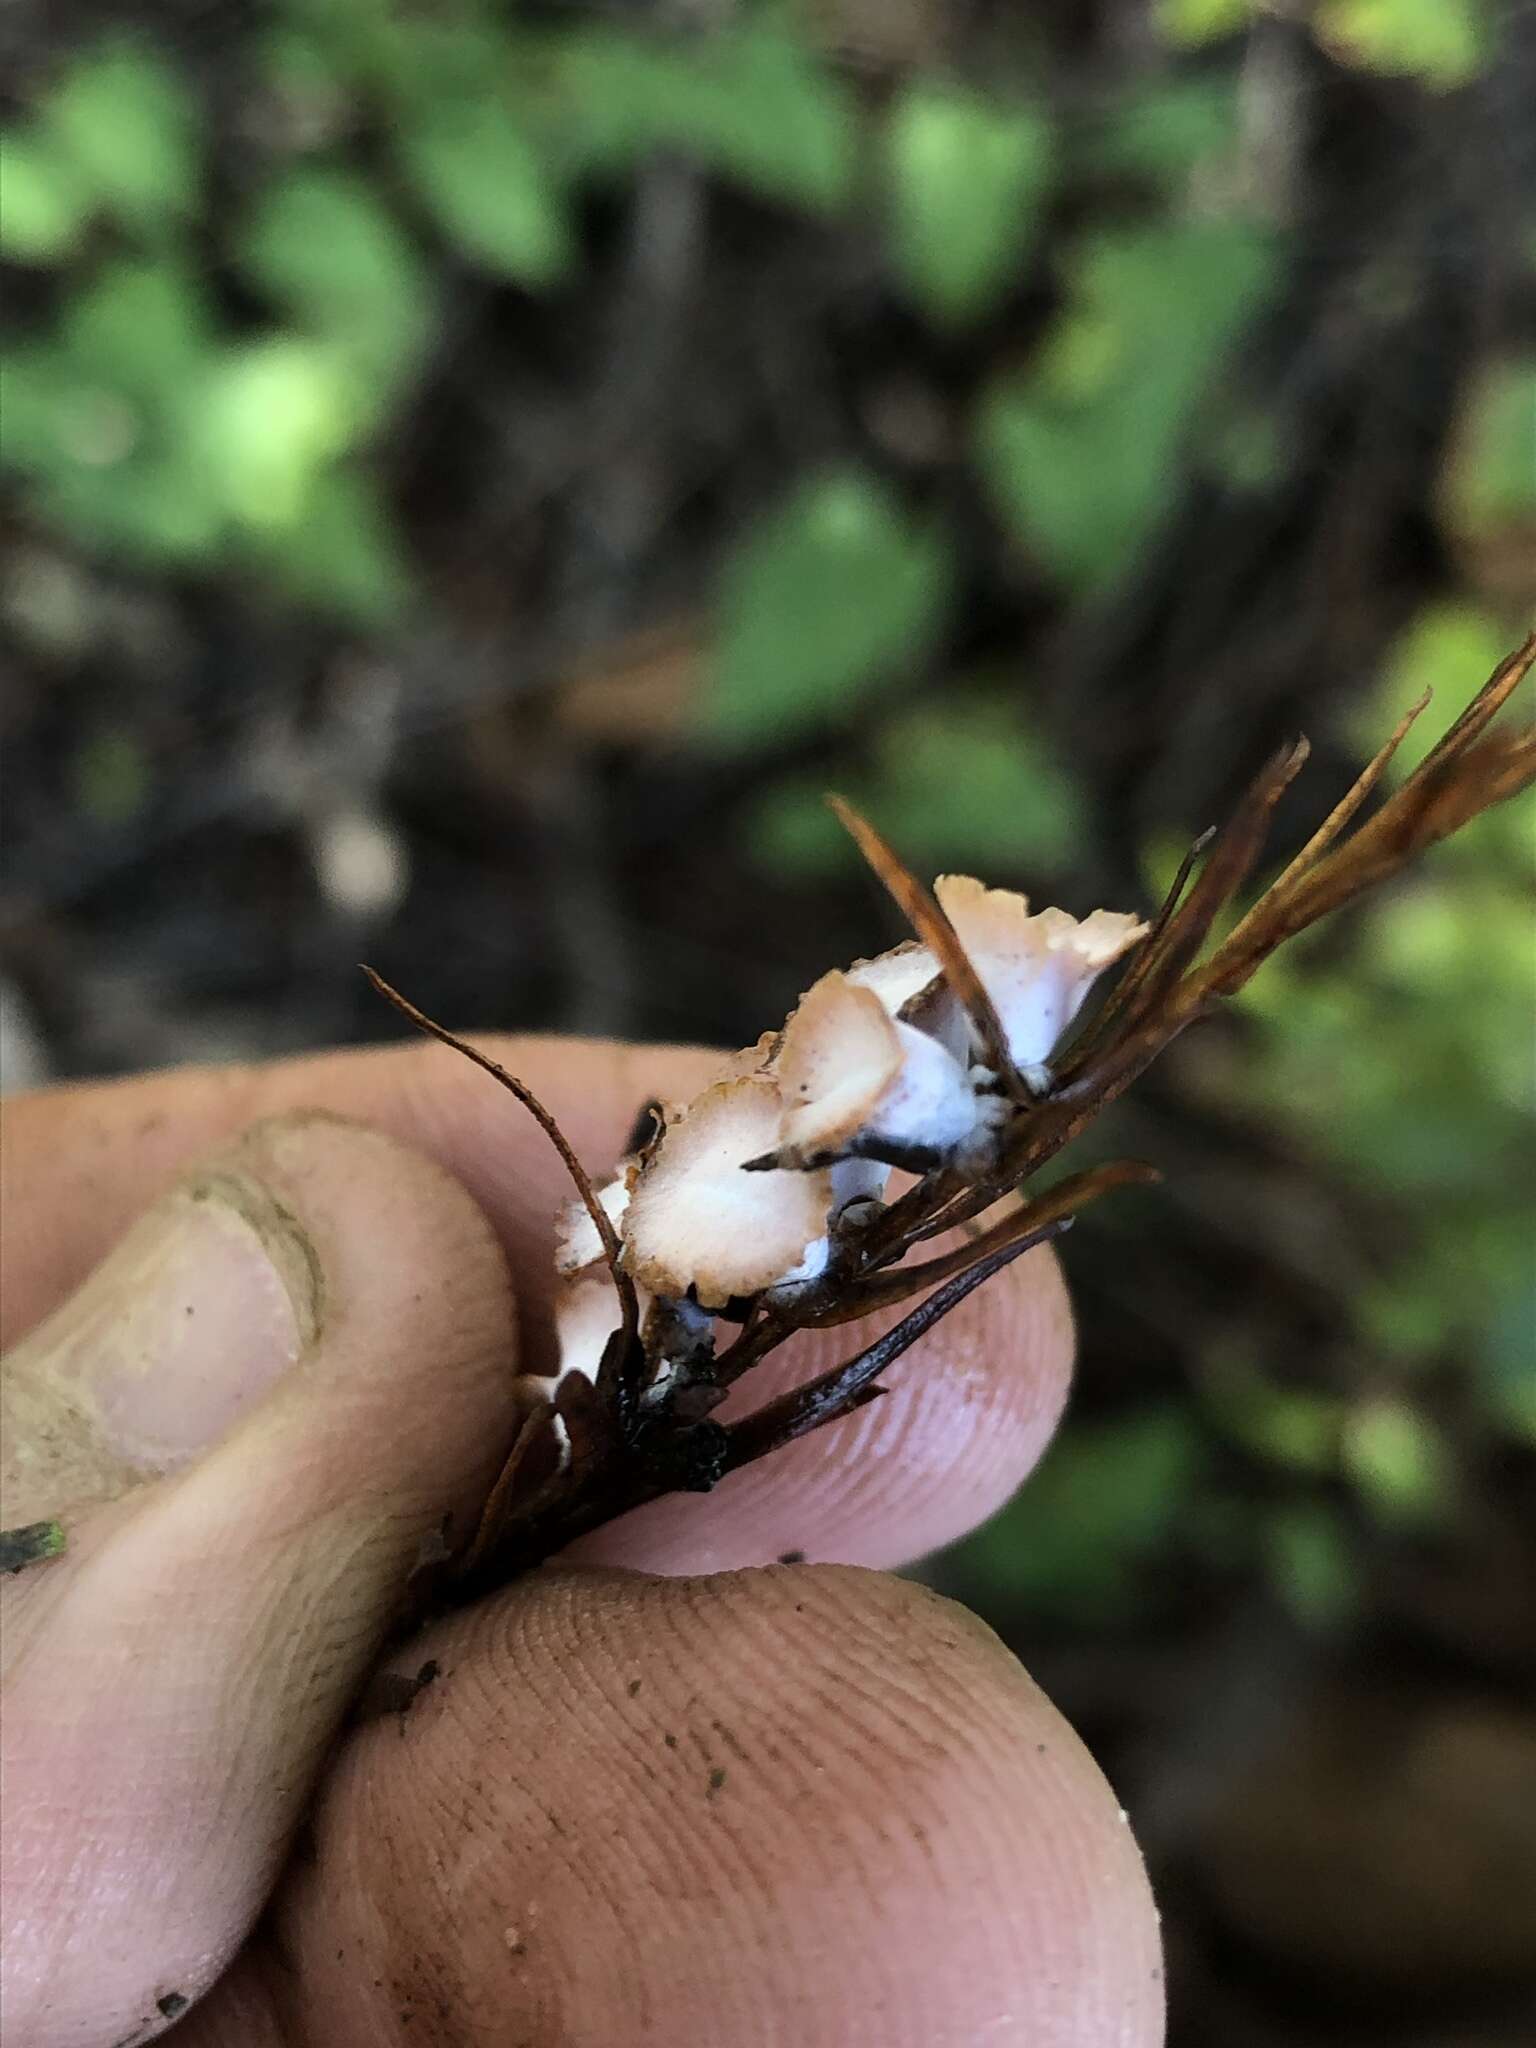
3, 2, 1533, 2030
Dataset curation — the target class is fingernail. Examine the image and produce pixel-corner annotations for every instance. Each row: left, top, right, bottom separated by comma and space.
15, 1168, 324, 1472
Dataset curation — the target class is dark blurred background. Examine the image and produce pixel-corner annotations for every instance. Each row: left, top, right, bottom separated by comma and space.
3, 2, 1534, 2040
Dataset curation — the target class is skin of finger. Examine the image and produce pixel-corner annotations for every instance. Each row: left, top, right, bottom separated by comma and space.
2, 1041, 1075, 1572
190, 1564, 1164, 2048
563, 1239, 1073, 1573
0, 1038, 705, 1349
1, 1114, 518, 2048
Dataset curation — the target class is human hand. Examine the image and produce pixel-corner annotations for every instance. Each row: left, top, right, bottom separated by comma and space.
1, 1036, 1162, 2047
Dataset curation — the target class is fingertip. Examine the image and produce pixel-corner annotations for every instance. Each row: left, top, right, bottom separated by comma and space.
273, 1562, 1163, 2047
204, 1108, 517, 1513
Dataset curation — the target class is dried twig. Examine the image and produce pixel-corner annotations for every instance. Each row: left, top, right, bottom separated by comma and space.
351, 635, 1533, 1602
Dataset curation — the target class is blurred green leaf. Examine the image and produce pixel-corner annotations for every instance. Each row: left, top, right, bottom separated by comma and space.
41, 41, 198, 235
977, 220, 1277, 586
979, 393, 1141, 587
59, 255, 213, 399
1316, 0, 1488, 89
278, 0, 395, 47
3, 357, 222, 564
398, 97, 572, 287
1203, 402, 1287, 491
956, 1407, 1204, 1621
885, 83, 1052, 328
196, 338, 358, 530
1369, 879, 1536, 1008
351, 12, 505, 104
1204, 1362, 1344, 1473
0, 131, 89, 261
753, 699, 1085, 876
73, 727, 149, 824
555, 27, 856, 212
2, 258, 225, 565
707, 470, 952, 746
1356, 1270, 1457, 1366
257, 24, 346, 113
1265, 1503, 1359, 1628
1157, 0, 1253, 46
1440, 358, 1536, 542
246, 466, 407, 626
238, 167, 432, 395
1085, 80, 1239, 185
1238, 850, 1535, 1212
1481, 1277, 1536, 1444
1342, 1398, 1452, 1526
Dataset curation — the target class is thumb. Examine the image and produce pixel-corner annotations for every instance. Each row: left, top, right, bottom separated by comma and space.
1, 1112, 516, 2048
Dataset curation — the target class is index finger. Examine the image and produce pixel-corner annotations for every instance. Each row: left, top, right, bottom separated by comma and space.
1, 1037, 1075, 1571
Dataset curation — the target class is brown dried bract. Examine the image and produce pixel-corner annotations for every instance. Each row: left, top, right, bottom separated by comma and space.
365, 631, 1534, 1600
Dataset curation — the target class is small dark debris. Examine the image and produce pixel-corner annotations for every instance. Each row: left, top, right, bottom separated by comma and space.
156, 1992, 189, 2020
710, 1719, 747, 1761
707, 1766, 727, 1797
1, 1519, 66, 1574
641, 1417, 731, 1493
356, 1657, 441, 1725
623, 1096, 665, 1155
777, 1549, 806, 1565
408, 1515, 454, 1583
663, 1732, 678, 1750
627, 1677, 642, 1697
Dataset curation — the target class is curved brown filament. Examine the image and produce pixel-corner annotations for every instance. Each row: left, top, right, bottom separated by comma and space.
360, 968, 642, 1397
